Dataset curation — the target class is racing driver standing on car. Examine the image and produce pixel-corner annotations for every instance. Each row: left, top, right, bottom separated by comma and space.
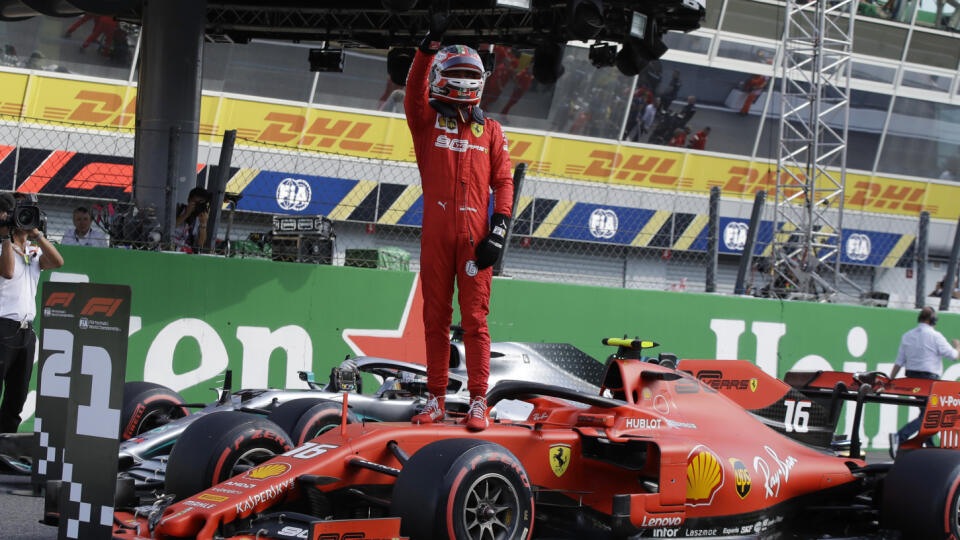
405, 16, 514, 431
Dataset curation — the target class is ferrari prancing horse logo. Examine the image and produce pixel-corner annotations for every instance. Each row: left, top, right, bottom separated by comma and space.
749, 378, 758, 392
471, 122, 484, 138
549, 444, 571, 477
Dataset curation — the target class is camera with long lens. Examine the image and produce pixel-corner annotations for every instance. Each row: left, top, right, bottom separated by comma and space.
0, 200, 44, 232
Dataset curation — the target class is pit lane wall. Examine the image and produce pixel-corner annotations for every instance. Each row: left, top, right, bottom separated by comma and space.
22, 245, 958, 451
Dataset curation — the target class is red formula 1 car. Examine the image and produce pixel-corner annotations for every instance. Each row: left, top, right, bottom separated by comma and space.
103, 339, 960, 539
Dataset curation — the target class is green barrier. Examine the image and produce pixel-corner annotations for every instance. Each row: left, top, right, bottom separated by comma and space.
27, 245, 955, 451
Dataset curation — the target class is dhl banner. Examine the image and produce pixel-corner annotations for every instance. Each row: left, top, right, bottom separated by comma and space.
2, 70, 959, 222
0, 143, 915, 268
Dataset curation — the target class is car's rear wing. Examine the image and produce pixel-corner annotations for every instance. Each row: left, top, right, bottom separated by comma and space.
786, 370, 960, 456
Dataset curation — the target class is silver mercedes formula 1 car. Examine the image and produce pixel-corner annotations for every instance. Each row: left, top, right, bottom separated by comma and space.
105, 338, 605, 499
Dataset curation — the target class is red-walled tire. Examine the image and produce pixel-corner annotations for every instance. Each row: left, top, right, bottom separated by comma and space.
882, 448, 960, 539
390, 438, 534, 540
266, 399, 359, 447
120, 382, 189, 440
165, 411, 292, 500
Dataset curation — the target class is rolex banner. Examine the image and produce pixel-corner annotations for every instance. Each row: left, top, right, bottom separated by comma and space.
34, 282, 131, 540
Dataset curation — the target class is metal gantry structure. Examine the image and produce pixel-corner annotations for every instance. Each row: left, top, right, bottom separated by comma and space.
772, 0, 858, 301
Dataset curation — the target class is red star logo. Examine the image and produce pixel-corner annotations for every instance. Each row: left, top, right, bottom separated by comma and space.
341, 273, 426, 365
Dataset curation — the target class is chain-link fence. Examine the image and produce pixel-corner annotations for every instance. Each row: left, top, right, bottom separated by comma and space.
0, 112, 943, 310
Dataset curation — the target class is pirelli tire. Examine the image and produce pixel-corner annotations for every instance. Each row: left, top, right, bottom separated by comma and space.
165, 411, 293, 501
266, 399, 359, 447
881, 448, 960, 539
390, 438, 534, 540
119, 381, 189, 440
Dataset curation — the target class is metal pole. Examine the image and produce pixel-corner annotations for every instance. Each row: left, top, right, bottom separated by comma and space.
734, 190, 766, 295
916, 211, 929, 309
494, 162, 527, 277
205, 129, 237, 252
164, 126, 181, 247
940, 215, 960, 312
706, 186, 720, 293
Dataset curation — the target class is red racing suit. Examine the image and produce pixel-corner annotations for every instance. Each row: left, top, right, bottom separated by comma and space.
405, 49, 514, 399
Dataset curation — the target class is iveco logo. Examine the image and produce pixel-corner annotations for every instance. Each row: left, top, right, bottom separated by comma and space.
845, 233, 871, 262
589, 209, 618, 239
723, 222, 749, 251
276, 178, 312, 212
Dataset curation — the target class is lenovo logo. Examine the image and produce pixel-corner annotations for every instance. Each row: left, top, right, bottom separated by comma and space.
45, 292, 76, 308
80, 298, 124, 317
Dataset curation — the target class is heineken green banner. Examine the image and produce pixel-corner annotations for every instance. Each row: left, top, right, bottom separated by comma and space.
23, 245, 957, 451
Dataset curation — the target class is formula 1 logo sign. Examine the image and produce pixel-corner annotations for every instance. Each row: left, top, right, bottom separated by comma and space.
45, 292, 76, 308
80, 297, 124, 317
276, 178, 312, 212
723, 222, 749, 251
845, 233, 871, 262
588, 208, 618, 239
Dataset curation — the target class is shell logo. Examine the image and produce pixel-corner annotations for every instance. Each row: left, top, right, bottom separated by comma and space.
245, 462, 291, 480
686, 445, 724, 506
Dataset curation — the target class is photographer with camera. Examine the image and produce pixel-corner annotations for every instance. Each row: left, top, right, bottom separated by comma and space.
174, 187, 210, 253
0, 193, 63, 432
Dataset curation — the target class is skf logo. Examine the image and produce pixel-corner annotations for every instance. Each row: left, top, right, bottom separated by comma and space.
845, 233, 871, 262
471, 122, 484, 137
80, 297, 123, 317
549, 444, 571, 478
573, 150, 680, 186
686, 445, 724, 506
45, 292, 75, 308
729, 458, 751, 499
245, 462, 291, 480
435, 114, 458, 134
749, 378, 758, 392
848, 180, 925, 213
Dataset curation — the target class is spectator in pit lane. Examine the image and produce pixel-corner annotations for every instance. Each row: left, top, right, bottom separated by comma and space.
687, 126, 711, 150
659, 69, 682, 109
888, 306, 960, 457
679, 95, 697, 125
668, 126, 690, 147
61, 206, 109, 248
0, 193, 64, 433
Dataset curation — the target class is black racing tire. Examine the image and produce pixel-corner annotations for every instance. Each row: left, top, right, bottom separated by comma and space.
165, 411, 293, 500
266, 399, 359, 447
882, 448, 960, 539
390, 438, 534, 540
120, 382, 189, 440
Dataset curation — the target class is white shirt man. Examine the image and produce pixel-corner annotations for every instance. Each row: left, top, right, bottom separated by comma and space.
888, 306, 960, 456
61, 207, 108, 247
0, 193, 64, 432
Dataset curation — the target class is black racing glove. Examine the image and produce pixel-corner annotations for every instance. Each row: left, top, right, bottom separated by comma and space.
419, 12, 449, 54
475, 213, 509, 270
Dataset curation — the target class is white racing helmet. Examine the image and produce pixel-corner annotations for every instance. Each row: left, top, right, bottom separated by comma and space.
429, 45, 486, 105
